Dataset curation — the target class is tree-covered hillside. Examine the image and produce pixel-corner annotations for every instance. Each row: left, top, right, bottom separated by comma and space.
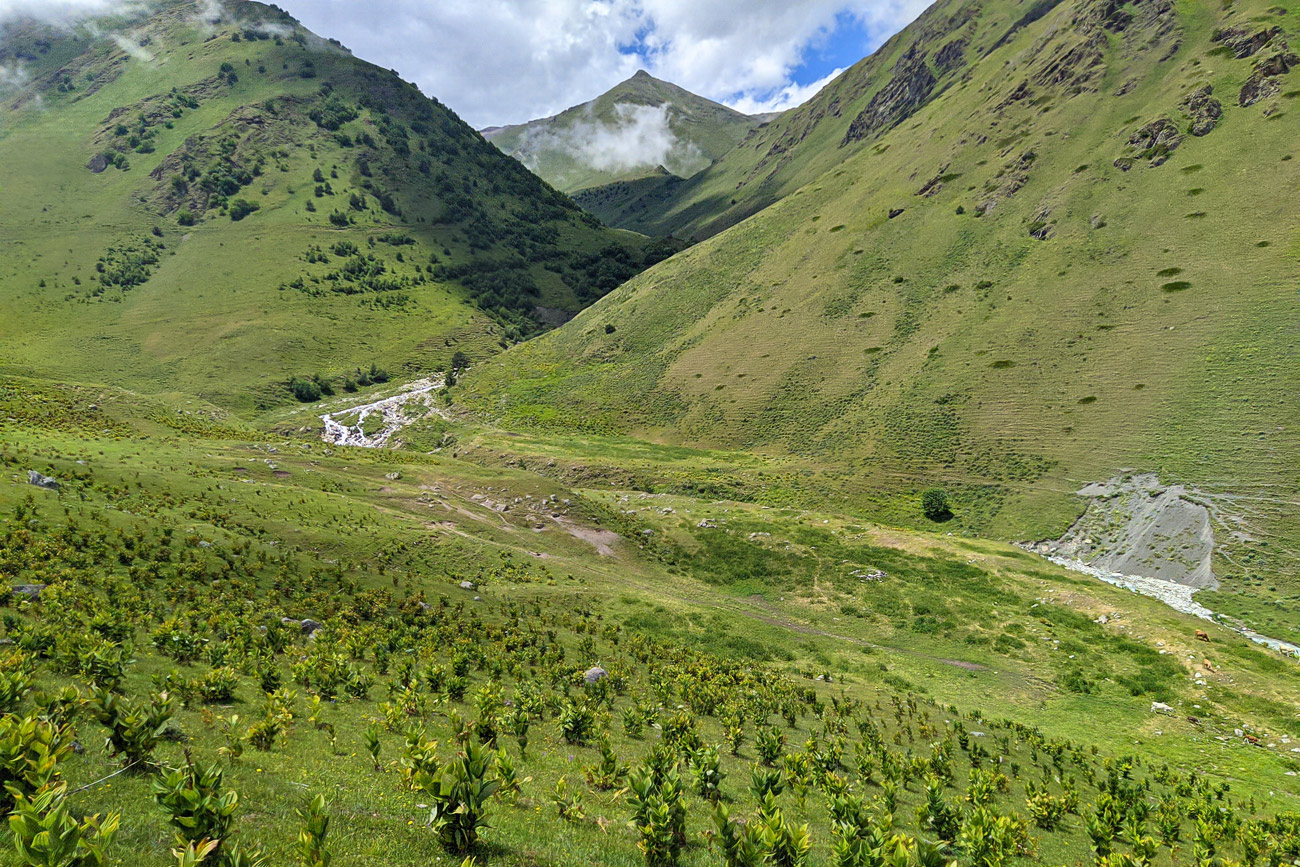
0, 0, 667, 409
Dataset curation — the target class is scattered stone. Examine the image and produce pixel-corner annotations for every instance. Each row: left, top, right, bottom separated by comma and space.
385, 471, 402, 481
86, 152, 109, 173
27, 471, 59, 491
1090, 214, 1107, 230
1151, 701, 1175, 714
11, 584, 46, 601
888, 208, 905, 219
583, 666, 608, 684
282, 617, 322, 637
459, 580, 475, 590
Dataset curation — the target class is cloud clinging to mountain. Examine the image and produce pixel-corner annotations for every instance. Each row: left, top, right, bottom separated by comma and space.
277, 0, 930, 128
0, 0, 929, 127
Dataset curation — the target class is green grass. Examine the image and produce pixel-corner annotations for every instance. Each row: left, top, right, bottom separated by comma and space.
3, 374, 1300, 867
459, 0, 1300, 634
0, 1, 657, 409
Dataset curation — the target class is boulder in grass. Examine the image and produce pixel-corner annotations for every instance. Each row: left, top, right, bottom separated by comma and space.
584, 666, 608, 684
27, 471, 58, 491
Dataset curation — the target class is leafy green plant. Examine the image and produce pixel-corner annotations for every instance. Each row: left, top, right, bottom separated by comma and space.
756, 725, 785, 766
8, 784, 120, 867
89, 686, 174, 769
586, 732, 628, 790
558, 698, 595, 745
412, 737, 499, 853
961, 807, 1027, 867
1, 713, 74, 811
755, 792, 812, 867
918, 775, 961, 842
712, 802, 762, 867
363, 723, 382, 771
152, 758, 241, 860
922, 488, 952, 521
629, 759, 687, 867
692, 743, 725, 802
295, 793, 332, 867
551, 776, 584, 822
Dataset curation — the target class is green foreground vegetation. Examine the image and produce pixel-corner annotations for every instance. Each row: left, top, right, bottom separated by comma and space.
2, 0, 1299, 865
2, 376, 1299, 867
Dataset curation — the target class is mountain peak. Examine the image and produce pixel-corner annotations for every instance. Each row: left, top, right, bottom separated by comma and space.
485, 72, 763, 193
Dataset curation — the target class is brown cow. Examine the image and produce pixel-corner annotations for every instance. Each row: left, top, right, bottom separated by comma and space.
1195, 629, 1210, 642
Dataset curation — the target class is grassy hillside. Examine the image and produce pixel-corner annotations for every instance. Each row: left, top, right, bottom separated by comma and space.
459, 0, 1300, 633
485, 70, 764, 195
2, 373, 1300, 866
0, 0, 663, 411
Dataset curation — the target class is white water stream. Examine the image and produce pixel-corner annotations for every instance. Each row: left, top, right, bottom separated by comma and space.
1037, 551, 1300, 658
319, 376, 444, 448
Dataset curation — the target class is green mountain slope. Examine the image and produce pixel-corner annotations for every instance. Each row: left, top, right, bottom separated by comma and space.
462, 0, 1300, 620
0, 0, 661, 410
484, 70, 765, 195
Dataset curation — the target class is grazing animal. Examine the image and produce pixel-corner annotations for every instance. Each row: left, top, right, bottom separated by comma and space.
1195, 630, 1210, 642
1202, 659, 1214, 671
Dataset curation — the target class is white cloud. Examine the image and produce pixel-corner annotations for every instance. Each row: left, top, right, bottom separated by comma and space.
0, 0, 137, 24
276, 0, 929, 128
110, 31, 152, 61
0, 1, 929, 126
519, 102, 706, 181
727, 67, 846, 115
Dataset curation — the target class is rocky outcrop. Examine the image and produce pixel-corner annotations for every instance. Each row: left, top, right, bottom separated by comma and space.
1239, 49, 1300, 107
1114, 118, 1181, 170
1028, 205, 1055, 240
1030, 473, 1218, 589
933, 38, 967, 74
1212, 25, 1282, 59
1180, 85, 1222, 136
843, 47, 936, 145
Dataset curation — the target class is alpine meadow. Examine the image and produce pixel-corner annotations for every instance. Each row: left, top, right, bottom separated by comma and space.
1, 1, 1299, 867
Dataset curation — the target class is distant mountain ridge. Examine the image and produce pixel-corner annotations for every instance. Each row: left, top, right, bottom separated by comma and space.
483, 70, 768, 195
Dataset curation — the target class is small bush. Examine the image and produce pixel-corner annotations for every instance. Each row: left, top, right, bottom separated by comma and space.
922, 488, 953, 521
